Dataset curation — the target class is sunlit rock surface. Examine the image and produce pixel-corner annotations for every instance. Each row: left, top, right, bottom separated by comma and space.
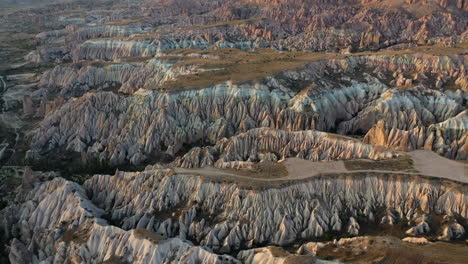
1, 0, 467, 263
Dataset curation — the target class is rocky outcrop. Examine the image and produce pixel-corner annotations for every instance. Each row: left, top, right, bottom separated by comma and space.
438, 216, 467, 241
406, 214, 432, 236
29, 72, 390, 164
39, 59, 178, 96
2, 166, 468, 262
67, 25, 145, 42
338, 86, 464, 134
29, 50, 468, 164
139, 0, 468, 52
364, 110, 468, 159
237, 246, 325, 264
32, 66, 466, 164
71, 36, 259, 61
176, 128, 395, 169
26, 0, 467, 65
2, 0, 468, 263
1, 177, 240, 264
81, 168, 468, 252
24, 47, 66, 64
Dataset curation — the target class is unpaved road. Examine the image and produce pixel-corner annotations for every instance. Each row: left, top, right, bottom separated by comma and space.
175, 150, 468, 184
410, 150, 467, 183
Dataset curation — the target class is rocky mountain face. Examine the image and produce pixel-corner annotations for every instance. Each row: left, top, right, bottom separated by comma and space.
28, 52, 468, 165
0, 0, 467, 263
1, 168, 467, 263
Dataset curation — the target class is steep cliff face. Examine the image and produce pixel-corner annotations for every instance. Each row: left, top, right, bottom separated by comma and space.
338, 87, 463, 133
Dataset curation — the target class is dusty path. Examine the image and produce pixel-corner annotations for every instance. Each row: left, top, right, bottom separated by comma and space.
409, 150, 467, 183
174, 150, 468, 184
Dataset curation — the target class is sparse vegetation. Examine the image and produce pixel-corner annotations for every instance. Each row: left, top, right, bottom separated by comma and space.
61, 227, 90, 245
133, 228, 165, 243
344, 158, 416, 172
117, 56, 153, 63
153, 43, 468, 90
158, 48, 335, 89
177, 18, 261, 31
267, 246, 290, 257
314, 236, 468, 264
101, 255, 130, 264
103, 17, 144, 26
283, 255, 316, 264
381, 247, 431, 264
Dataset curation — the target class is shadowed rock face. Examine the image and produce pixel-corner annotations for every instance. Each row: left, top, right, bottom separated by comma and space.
0, 0, 467, 263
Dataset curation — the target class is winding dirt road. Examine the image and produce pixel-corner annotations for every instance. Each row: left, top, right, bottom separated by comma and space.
174, 150, 468, 184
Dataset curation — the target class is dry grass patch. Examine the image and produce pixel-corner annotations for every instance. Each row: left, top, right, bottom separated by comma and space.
133, 228, 165, 243
178, 18, 261, 31
220, 161, 289, 179
116, 56, 153, 63
380, 247, 434, 264
251, 161, 289, 178
194, 162, 290, 189
355, 42, 468, 57
267, 246, 290, 257
61, 227, 91, 245
360, 242, 468, 264
156, 43, 467, 89
315, 236, 468, 264
65, 60, 114, 68
344, 158, 416, 172
103, 18, 144, 26
284, 255, 317, 264
158, 48, 336, 89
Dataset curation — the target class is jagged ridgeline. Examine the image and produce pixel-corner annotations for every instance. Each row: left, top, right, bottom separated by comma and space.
0, 0, 467, 263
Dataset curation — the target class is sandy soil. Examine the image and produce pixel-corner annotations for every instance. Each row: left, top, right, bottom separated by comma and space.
409, 150, 468, 183
281, 158, 347, 179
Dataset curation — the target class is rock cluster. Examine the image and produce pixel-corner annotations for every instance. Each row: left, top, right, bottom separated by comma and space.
364, 110, 468, 159
29, 52, 467, 164
2, 1, 468, 262
176, 128, 395, 169
1, 177, 240, 264
2, 168, 467, 262
84, 169, 467, 251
